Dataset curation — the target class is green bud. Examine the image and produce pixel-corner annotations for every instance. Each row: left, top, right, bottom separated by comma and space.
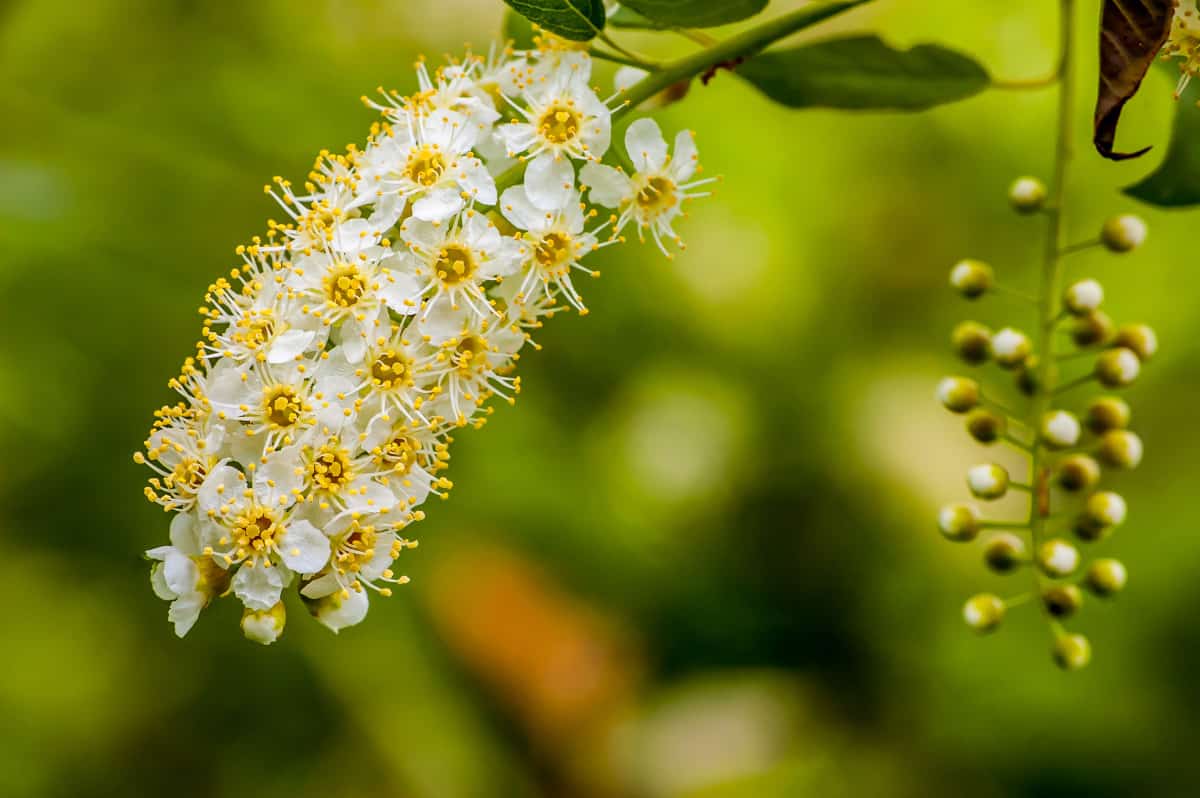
966, 409, 1007, 444
1057, 454, 1101, 492
1015, 355, 1040, 397
1053, 633, 1092, 670
967, 463, 1009, 500
937, 376, 980, 414
1085, 558, 1128, 597
1042, 584, 1083, 619
1009, 176, 1047, 213
1072, 311, 1115, 348
241, 601, 286, 645
952, 321, 993, 365
1095, 347, 1141, 388
1086, 491, 1127, 527
963, 593, 1006, 633
1101, 214, 1147, 253
991, 327, 1032, 369
1097, 429, 1143, 469
1085, 396, 1130, 434
949, 259, 994, 299
1063, 279, 1104, 316
1037, 538, 1080, 577
1040, 410, 1081, 449
984, 533, 1027, 573
1113, 324, 1158, 362
938, 503, 981, 542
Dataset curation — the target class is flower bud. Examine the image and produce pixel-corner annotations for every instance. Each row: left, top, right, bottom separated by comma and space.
952, 321, 992, 365
967, 463, 1009, 500
1037, 538, 1080, 577
966, 409, 1007, 444
1085, 396, 1130, 434
1015, 356, 1040, 397
1095, 347, 1141, 388
1101, 214, 1147, 253
937, 376, 980, 413
1063, 279, 1104, 315
1040, 410, 1081, 449
1057, 454, 1101, 492
1113, 324, 1157, 362
1085, 558, 1128, 597
1097, 429, 1143, 469
949, 259, 994, 299
991, 327, 1031, 369
241, 601, 286, 645
1076, 491, 1127, 542
963, 593, 1006, 633
1071, 311, 1115, 348
1052, 633, 1092, 670
1042, 584, 1083, 618
984, 533, 1027, 573
1008, 176, 1047, 213
938, 503, 981, 542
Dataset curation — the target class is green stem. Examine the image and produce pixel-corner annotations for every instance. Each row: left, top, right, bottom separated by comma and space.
1027, 0, 1075, 637
588, 46, 660, 71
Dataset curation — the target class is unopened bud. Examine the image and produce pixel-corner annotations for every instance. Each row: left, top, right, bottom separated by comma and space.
1008, 176, 1047, 213
1085, 558, 1128, 597
1063, 279, 1103, 315
1097, 429, 1143, 469
984, 533, 1027, 573
1095, 347, 1141, 387
966, 409, 1007, 444
1113, 324, 1157, 361
1072, 311, 1115, 348
1037, 538, 1080, 577
967, 463, 1009, 500
1101, 214, 1147, 252
963, 593, 1006, 633
938, 503, 981, 542
1040, 410, 1081, 449
1085, 396, 1130, 434
1077, 491, 1127, 541
241, 601, 286, 645
1057, 454, 1101, 492
1042, 584, 1083, 618
949, 259, 994, 299
952, 321, 992, 365
1015, 356, 1040, 397
1053, 633, 1092, 670
937, 376, 980, 413
991, 327, 1032, 368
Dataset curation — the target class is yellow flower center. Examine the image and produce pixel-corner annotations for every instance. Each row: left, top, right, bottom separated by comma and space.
324, 262, 367, 308
533, 232, 573, 271
239, 315, 274, 351
405, 145, 447, 187
263, 384, 303, 429
233, 506, 280, 555
168, 457, 208, 498
634, 176, 678, 218
377, 434, 421, 475
537, 104, 581, 145
434, 244, 477, 286
301, 204, 344, 242
371, 349, 411, 391
454, 334, 488, 374
310, 445, 352, 492
336, 523, 378, 574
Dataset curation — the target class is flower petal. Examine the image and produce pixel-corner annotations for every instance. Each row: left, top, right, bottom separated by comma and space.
267, 329, 316, 364
232, 562, 286, 612
580, 163, 630, 208
279, 519, 331, 574
524, 153, 574, 211
625, 117, 667, 172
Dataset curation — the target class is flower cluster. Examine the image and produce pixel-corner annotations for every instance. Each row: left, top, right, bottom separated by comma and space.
1163, 0, 1200, 99
137, 40, 712, 643
936, 178, 1154, 670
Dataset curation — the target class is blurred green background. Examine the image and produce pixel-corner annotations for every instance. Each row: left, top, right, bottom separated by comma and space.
2, 0, 1198, 795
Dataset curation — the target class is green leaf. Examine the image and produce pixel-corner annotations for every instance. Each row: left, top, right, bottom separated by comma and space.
1094, 0, 1175, 161
736, 35, 990, 111
1124, 67, 1200, 207
618, 0, 768, 28
503, 9, 538, 49
608, 6, 666, 30
502, 0, 606, 42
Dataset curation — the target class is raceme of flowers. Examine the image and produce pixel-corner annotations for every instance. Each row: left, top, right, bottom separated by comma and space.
136, 42, 713, 644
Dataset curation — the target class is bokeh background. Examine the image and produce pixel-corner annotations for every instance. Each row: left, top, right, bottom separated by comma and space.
2, 0, 1197, 795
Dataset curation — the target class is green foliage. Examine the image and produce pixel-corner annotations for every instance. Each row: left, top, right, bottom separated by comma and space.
1125, 69, 1200, 207
608, 6, 666, 30
503, 9, 538, 49
618, 0, 768, 28
502, 0, 605, 42
736, 35, 990, 111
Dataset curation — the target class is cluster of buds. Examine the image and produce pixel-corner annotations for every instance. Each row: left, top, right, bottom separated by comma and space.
936, 177, 1154, 669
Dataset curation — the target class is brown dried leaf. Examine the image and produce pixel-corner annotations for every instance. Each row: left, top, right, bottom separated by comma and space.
1094, 0, 1177, 160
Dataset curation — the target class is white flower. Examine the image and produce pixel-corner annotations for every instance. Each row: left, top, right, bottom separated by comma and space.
137, 405, 224, 512
147, 512, 229, 637
358, 109, 496, 222
499, 182, 600, 312
420, 305, 526, 425
581, 118, 713, 256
